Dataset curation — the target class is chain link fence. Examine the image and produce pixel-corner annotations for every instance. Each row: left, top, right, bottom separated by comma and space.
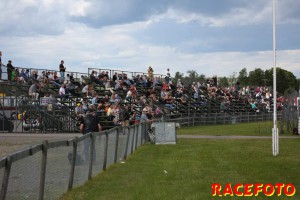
0, 122, 150, 200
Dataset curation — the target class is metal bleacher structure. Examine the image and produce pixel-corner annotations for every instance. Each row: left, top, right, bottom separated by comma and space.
0, 65, 294, 133
0, 67, 167, 133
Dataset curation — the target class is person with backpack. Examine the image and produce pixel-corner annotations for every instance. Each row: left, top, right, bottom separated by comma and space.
80, 108, 102, 162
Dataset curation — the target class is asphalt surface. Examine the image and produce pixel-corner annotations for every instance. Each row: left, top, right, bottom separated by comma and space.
0, 133, 80, 158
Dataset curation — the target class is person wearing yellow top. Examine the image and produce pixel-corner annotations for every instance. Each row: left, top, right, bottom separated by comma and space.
106, 104, 115, 121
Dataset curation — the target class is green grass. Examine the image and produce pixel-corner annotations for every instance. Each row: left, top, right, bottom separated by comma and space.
177, 121, 297, 136
60, 138, 300, 200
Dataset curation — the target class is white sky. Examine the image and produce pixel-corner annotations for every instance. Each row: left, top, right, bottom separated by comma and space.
0, 0, 299, 78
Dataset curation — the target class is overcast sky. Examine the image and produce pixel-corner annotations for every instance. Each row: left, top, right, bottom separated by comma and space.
1, 0, 299, 78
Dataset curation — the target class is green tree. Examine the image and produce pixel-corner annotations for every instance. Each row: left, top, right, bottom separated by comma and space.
218, 77, 229, 87
237, 68, 249, 86
265, 67, 298, 94
173, 71, 184, 84
248, 68, 265, 86
197, 74, 206, 84
228, 72, 237, 86
264, 69, 273, 87
186, 70, 198, 81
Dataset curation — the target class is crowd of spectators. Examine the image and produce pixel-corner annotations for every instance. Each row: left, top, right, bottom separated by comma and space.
0, 60, 282, 129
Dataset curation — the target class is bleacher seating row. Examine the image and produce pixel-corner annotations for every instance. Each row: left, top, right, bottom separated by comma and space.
0, 66, 279, 132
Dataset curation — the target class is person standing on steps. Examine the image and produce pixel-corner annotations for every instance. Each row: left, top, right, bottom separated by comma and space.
59, 60, 66, 82
6, 60, 15, 81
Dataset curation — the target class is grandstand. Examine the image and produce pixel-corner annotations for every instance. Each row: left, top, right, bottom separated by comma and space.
0, 64, 298, 134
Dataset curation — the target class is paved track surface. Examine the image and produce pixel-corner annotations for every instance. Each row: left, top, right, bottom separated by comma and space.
0, 133, 80, 158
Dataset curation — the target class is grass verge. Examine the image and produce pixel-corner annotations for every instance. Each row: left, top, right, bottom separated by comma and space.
177, 121, 298, 136
60, 138, 300, 200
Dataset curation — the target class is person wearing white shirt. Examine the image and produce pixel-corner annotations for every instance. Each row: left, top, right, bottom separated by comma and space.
165, 68, 171, 84
59, 84, 66, 95
82, 85, 88, 96
48, 72, 54, 80
166, 68, 171, 77
126, 89, 133, 101
37, 71, 47, 83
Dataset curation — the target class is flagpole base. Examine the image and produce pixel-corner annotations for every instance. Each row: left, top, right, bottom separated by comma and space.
272, 128, 279, 156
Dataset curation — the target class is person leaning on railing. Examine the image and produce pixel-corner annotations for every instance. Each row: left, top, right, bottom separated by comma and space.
140, 106, 155, 123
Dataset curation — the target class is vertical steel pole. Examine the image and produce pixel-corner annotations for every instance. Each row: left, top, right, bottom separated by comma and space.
39, 140, 48, 200
114, 128, 120, 164
88, 133, 95, 180
103, 131, 109, 170
272, 0, 279, 156
68, 137, 78, 190
124, 127, 130, 160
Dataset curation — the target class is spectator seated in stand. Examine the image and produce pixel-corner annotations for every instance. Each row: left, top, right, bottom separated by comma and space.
106, 103, 115, 121
220, 100, 227, 113
65, 80, 79, 96
69, 73, 81, 87
28, 81, 41, 100
123, 76, 132, 87
140, 106, 154, 123
14, 68, 26, 84
114, 80, 124, 91
154, 106, 164, 120
58, 83, 70, 100
91, 94, 99, 108
50, 75, 61, 88
125, 86, 136, 102
90, 70, 104, 87
82, 83, 96, 97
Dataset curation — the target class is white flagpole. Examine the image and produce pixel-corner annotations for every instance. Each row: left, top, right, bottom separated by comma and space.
272, 0, 279, 156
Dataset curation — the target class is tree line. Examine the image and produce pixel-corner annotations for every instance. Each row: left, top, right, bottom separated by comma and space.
173, 68, 300, 94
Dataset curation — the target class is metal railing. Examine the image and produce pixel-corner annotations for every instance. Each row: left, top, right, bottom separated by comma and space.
164, 112, 283, 127
0, 122, 151, 200
0, 95, 79, 133
87, 68, 166, 81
